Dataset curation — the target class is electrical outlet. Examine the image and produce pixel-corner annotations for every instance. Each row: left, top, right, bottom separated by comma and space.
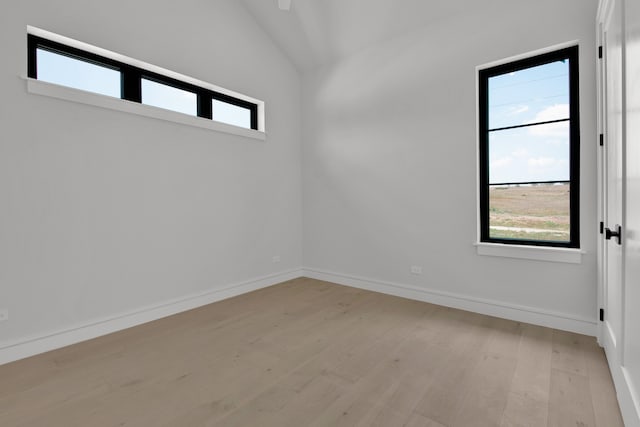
410, 265, 423, 275
0, 309, 8, 322
272, 255, 281, 263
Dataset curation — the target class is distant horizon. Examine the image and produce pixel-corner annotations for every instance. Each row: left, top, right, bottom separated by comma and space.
490, 181, 569, 187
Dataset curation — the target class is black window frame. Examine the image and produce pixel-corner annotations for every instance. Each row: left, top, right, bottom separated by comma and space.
478, 46, 580, 249
28, 34, 259, 131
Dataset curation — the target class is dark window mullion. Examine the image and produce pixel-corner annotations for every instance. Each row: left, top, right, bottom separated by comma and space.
568, 50, 580, 248
250, 105, 258, 130
121, 66, 141, 103
27, 35, 38, 78
488, 117, 570, 133
479, 68, 491, 243
489, 180, 570, 187
198, 92, 212, 119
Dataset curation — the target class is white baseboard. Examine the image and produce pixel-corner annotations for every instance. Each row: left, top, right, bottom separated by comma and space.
0, 269, 303, 366
620, 367, 640, 427
302, 267, 597, 336
0, 267, 600, 367
603, 321, 640, 427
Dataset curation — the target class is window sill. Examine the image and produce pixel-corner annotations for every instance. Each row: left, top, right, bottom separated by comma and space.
24, 77, 266, 141
474, 242, 584, 264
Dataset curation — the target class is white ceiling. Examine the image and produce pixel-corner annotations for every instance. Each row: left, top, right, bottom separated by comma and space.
240, 0, 480, 71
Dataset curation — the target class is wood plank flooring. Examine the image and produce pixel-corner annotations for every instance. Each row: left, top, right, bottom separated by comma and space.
0, 278, 624, 426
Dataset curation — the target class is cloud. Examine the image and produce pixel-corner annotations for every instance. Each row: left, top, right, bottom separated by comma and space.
512, 148, 528, 158
533, 104, 569, 121
509, 105, 529, 115
528, 104, 570, 139
528, 157, 557, 167
527, 157, 569, 181
491, 156, 513, 169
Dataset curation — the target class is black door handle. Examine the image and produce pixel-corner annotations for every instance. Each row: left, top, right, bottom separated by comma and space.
605, 224, 622, 245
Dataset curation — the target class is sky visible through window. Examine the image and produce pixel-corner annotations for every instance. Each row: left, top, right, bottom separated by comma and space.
488, 60, 570, 184
212, 100, 251, 129
36, 49, 253, 129
141, 78, 197, 116
37, 48, 120, 97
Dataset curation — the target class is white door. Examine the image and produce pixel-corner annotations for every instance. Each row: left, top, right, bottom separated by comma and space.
599, 1, 640, 422
601, 0, 625, 361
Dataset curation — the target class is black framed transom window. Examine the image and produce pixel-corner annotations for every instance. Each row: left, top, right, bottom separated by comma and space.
28, 34, 259, 130
478, 46, 580, 248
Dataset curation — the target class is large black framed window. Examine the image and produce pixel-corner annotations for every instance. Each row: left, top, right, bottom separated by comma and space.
479, 46, 580, 248
28, 34, 259, 130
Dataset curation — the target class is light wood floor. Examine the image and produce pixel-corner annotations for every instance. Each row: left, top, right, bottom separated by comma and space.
0, 278, 624, 426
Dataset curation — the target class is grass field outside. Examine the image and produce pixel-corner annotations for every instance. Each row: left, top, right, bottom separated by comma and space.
489, 183, 570, 242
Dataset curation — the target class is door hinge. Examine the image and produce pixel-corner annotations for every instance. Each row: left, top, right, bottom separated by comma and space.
600, 221, 604, 234
600, 133, 604, 146
599, 45, 603, 59
599, 308, 604, 322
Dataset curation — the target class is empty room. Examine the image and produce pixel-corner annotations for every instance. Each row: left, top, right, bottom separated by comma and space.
0, 0, 638, 425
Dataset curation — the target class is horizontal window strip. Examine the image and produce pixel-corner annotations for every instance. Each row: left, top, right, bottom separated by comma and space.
27, 30, 262, 131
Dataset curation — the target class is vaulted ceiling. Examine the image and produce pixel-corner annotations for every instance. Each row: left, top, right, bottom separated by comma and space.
240, 0, 485, 71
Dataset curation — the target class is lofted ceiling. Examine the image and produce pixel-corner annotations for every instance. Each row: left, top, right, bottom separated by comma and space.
240, 0, 482, 71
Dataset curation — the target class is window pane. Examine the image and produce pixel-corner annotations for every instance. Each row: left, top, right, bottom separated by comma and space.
212, 100, 251, 129
141, 78, 197, 116
488, 60, 570, 130
488, 121, 570, 184
36, 48, 120, 97
489, 182, 570, 242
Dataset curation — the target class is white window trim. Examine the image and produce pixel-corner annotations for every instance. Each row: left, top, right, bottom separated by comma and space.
26, 25, 266, 140
474, 40, 582, 263
474, 242, 584, 264
25, 77, 265, 140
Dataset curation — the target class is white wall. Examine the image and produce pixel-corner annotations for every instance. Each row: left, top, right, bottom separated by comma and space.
302, 0, 599, 329
0, 0, 302, 348
0, 0, 604, 362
